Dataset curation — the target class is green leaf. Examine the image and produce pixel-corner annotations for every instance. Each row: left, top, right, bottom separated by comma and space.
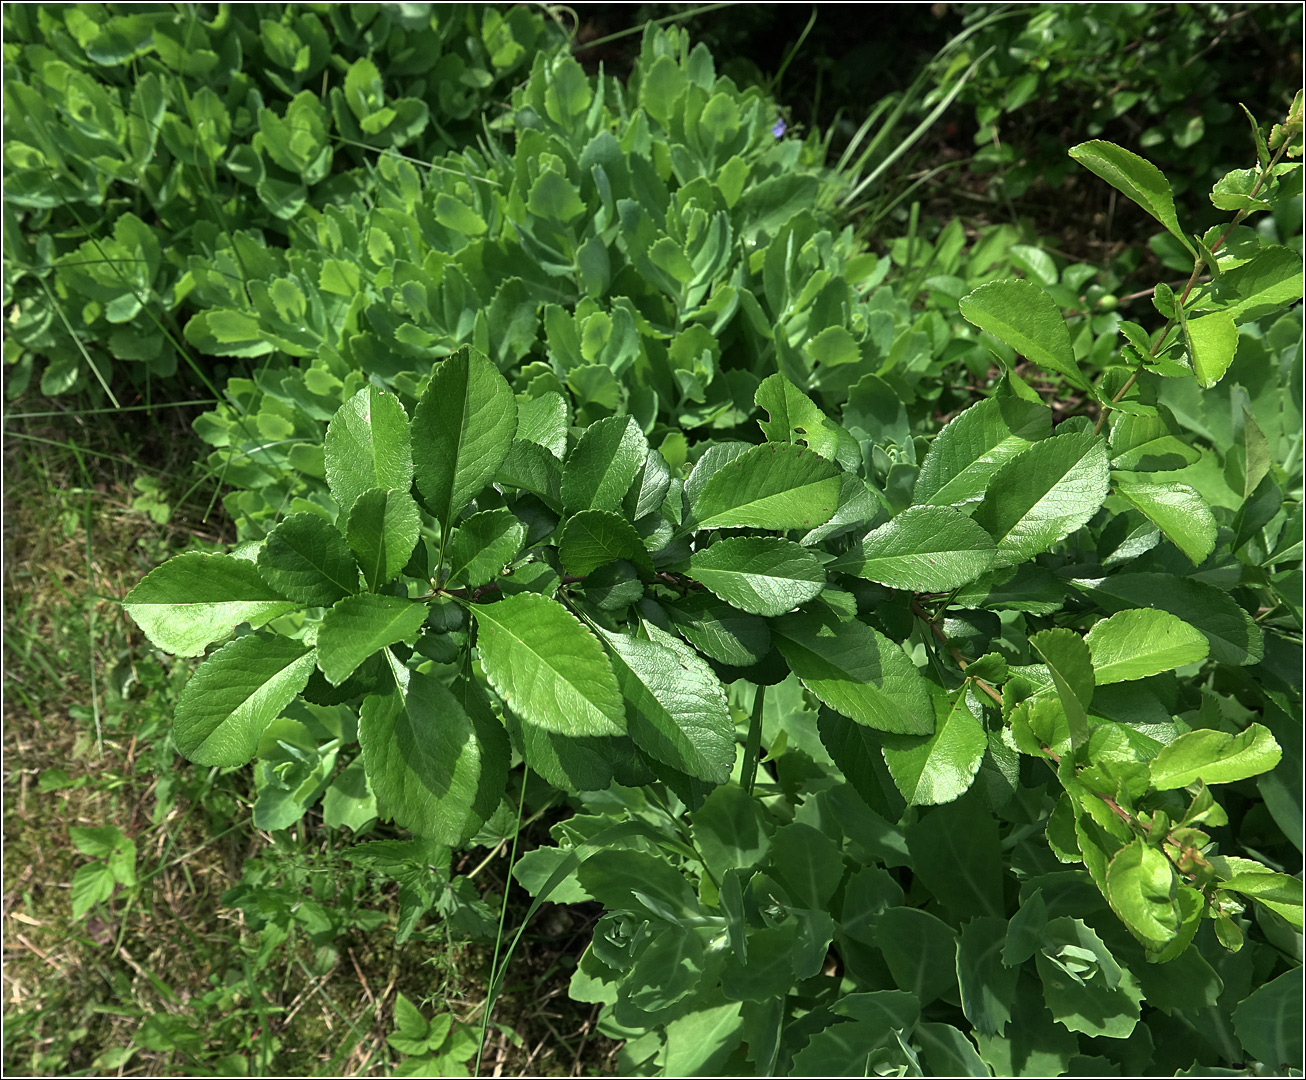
346, 488, 421, 590
691, 443, 840, 531
1108, 412, 1201, 471
472, 593, 625, 737
1084, 609, 1209, 684
598, 622, 735, 783
317, 595, 429, 686
174, 634, 316, 766
1183, 310, 1239, 389
767, 823, 844, 909
1104, 839, 1187, 952
1233, 971, 1302, 1074
958, 279, 1083, 385
1073, 572, 1263, 666
688, 536, 824, 617
325, 386, 414, 516
916, 1023, 991, 1078
560, 415, 647, 515
957, 916, 1018, 1038
412, 346, 517, 532
876, 906, 959, 1006
559, 510, 654, 577
527, 170, 586, 224
577, 848, 699, 922
516, 391, 569, 459
662, 997, 745, 1077
321, 758, 378, 832
496, 439, 562, 508
972, 433, 1110, 568
1030, 628, 1094, 750
1217, 866, 1304, 929
447, 509, 527, 588
663, 593, 771, 667
830, 505, 996, 591
1149, 724, 1282, 790
690, 785, 771, 880
754, 372, 845, 462
772, 610, 933, 735
360, 655, 508, 845
907, 792, 1005, 922
1069, 140, 1194, 255
1114, 481, 1217, 566
1035, 916, 1143, 1038
915, 396, 1052, 507
71, 862, 116, 920
1214, 245, 1305, 323
432, 192, 487, 236
257, 513, 359, 606
882, 688, 987, 806
124, 552, 297, 657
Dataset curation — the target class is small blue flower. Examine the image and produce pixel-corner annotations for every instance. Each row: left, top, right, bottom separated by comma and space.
771, 117, 787, 139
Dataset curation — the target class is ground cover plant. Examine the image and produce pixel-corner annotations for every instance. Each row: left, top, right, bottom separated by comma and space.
5, 4, 1303, 1077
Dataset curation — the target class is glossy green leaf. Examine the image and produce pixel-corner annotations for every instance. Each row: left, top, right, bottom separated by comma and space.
663, 593, 771, 667
972, 433, 1110, 568
688, 536, 824, 617
915, 396, 1052, 507
772, 610, 933, 735
124, 552, 296, 657
257, 512, 359, 606
1149, 724, 1282, 790
472, 593, 625, 737
1215, 245, 1305, 323
830, 505, 996, 591
754, 372, 844, 462
959, 279, 1083, 385
359, 655, 508, 845
599, 623, 735, 783
1183, 310, 1239, 389
691, 443, 840, 531
1069, 140, 1194, 255
1115, 481, 1217, 566
174, 634, 316, 766
1074, 572, 1263, 666
1030, 628, 1094, 750
447, 509, 527, 588
561, 415, 647, 515
1084, 609, 1209, 683
515, 391, 569, 458
662, 996, 745, 1077
412, 346, 517, 531
317, 595, 429, 686
1104, 840, 1185, 952
882, 688, 987, 806
560, 510, 653, 577
324, 386, 414, 516
346, 488, 421, 590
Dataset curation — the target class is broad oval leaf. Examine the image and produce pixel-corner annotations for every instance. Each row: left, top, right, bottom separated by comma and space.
447, 508, 527, 588
688, 536, 825, 617
346, 487, 421, 590
663, 593, 772, 667
174, 634, 316, 766
1069, 140, 1194, 256
1115, 481, 1216, 567
412, 345, 517, 531
599, 623, 735, 784
472, 592, 626, 737
915, 396, 1052, 507
325, 385, 414, 516
958, 279, 1083, 386
1183, 310, 1239, 389
560, 509, 654, 577
831, 505, 996, 591
1149, 724, 1282, 790
972, 432, 1110, 568
561, 415, 647, 515
257, 512, 360, 605
691, 443, 840, 531
1084, 609, 1209, 684
1105, 839, 1184, 952
124, 552, 297, 657
317, 594, 430, 685
881, 689, 987, 806
359, 655, 509, 845
772, 610, 933, 735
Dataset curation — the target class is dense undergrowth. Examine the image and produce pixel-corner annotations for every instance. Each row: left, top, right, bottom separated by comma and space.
3, 3, 1303, 1077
